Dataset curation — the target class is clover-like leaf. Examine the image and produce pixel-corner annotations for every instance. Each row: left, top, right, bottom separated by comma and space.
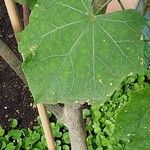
19, 0, 146, 104
5, 143, 15, 150
114, 88, 150, 150
0, 126, 5, 137
8, 130, 22, 140
62, 132, 70, 144
10, 118, 18, 128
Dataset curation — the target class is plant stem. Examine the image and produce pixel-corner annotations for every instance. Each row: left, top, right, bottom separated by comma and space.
22, 5, 30, 27
142, 0, 150, 16
92, 0, 112, 15
0, 40, 27, 84
64, 104, 87, 150
46, 103, 88, 150
136, 0, 150, 16
117, 0, 125, 10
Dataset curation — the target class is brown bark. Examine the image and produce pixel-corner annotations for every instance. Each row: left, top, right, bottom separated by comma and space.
64, 104, 87, 150
22, 5, 30, 27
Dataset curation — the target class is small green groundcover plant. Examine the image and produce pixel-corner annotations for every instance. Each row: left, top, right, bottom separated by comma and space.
4, 0, 149, 149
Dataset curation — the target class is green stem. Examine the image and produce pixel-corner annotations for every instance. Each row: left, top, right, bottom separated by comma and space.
0, 39, 27, 84
142, 0, 150, 16
117, 0, 125, 10
92, 0, 113, 15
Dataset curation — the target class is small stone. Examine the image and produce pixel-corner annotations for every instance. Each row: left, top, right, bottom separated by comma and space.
16, 110, 19, 113
5, 115, 8, 118
30, 103, 33, 107
4, 106, 7, 109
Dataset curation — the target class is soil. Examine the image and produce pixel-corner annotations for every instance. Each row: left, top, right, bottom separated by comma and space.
0, 0, 38, 131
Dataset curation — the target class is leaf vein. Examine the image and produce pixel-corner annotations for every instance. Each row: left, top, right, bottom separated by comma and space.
57, 1, 85, 15
96, 21, 133, 64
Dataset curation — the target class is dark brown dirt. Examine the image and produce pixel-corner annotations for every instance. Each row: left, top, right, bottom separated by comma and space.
0, 0, 37, 131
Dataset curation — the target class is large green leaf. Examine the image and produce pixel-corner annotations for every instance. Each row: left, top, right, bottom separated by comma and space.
114, 88, 150, 150
19, 0, 146, 104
